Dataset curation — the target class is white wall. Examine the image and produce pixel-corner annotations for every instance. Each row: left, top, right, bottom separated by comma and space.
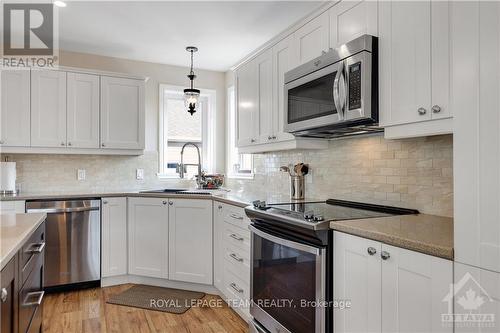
60, 50, 226, 172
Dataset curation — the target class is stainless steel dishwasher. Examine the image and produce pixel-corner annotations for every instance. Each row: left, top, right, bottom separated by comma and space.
26, 199, 101, 289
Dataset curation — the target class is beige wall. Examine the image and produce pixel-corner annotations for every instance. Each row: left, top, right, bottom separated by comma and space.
59, 50, 226, 171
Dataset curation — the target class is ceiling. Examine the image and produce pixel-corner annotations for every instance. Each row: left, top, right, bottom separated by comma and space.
58, 1, 323, 71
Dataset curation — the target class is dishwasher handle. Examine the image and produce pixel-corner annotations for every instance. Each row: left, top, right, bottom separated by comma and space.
26, 206, 100, 214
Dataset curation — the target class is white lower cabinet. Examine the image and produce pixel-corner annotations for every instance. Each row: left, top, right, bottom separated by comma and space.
454, 263, 500, 333
168, 199, 213, 285
128, 197, 169, 279
214, 202, 225, 291
101, 197, 127, 277
334, 231, 453, 333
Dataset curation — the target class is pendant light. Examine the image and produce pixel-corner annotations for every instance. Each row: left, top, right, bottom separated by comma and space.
184, 46, 200, 115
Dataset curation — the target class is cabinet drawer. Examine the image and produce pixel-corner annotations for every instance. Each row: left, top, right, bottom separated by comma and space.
20, 223, 45, 286
223, 222, 251, 252
222, 204, 251, 229
19, 252, 44, 333
224, 243, 250, 283
223, 265, 250, 304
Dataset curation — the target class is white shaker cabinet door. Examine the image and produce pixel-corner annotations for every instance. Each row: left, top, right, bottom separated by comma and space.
100, 76, 145, 150
334, 231, 382, 333
329, 0, 378, 48
379, 0, 432, 126
30, 70, 67, 147
272, 34, 297, 142
381, 244, 453, 333
168, 199, 213, 285
294, 11, 330, 65
213, 202, 225, 291
236, 61, 259, 147
0, 69, 30, 147
101, 197, 127, 277
67, 72, 100, 148
128, 197, 169, 279
255, 48, 274, 144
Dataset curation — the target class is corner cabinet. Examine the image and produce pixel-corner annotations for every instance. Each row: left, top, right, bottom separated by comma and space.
379, 0, 452, 139
168, 199, 213, 285
0, 69, 30, 147
102, 197, 128, 277
128, 197, 169, 279
334, 231, 452, 333
100, 76, 145, 150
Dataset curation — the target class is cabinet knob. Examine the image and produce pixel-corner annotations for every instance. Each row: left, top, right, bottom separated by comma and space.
218, 205, 222, 210
1, 288, 7, 303
102, 200, 108, 204
432, 105, 441, 113
367, 247, 377, 256
0, 140, 4, 145
268, 136, 272, 140
162, 200, 168, 205
68, 142, 72, 146
272, 135, 277, 140
168, 201, 174, 206
417, 107, 427, 115
251, 138, 256, 143
381, 251, 391, 260
61, 142, 66, 146
101, 143, 106, 147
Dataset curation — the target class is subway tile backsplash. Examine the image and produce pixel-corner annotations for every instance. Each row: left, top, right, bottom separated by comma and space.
1, 134, 452, 217
226, 134, 453, 217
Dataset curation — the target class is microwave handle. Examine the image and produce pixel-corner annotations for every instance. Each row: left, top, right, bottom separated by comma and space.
333, 61, 346, 119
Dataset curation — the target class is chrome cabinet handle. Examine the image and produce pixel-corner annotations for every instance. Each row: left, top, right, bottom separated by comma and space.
25, 242, 45, 254
21, 291, 44, 307
230, 253, 244, 262
230, 283, 244, 294
367, 247, 377, 256
432, 105, 441, 113
418, 107, 427, 115
229, 233, 244, 241
229, 213, 244, 220
1, 288, 7, 303
381, 251, 391, 260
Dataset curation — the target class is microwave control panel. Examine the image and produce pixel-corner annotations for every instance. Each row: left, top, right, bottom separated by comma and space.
348, 62, 362, 110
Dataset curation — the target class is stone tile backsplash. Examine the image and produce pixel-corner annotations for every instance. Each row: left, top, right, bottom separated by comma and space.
1, 134, 453, 217
226, 134, 453, 217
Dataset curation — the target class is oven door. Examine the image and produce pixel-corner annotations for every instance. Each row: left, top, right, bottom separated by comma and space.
284, 61, 345, 133
250, 225, 326, 333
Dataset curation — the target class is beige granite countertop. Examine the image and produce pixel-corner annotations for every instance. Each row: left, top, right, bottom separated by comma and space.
330, 214, 454, 260
0, 213, 47, 270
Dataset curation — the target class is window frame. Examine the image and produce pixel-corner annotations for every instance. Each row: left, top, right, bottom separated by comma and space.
158, 84, 216, 178
226, 85, 254, 179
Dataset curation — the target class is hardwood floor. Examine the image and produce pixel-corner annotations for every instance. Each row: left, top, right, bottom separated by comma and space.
42, 284, 249, 333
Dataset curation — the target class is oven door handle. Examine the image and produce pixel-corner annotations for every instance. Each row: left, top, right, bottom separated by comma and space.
249, 225, 320, 256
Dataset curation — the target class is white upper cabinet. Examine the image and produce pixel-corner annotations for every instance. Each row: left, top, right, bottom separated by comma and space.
454, 1, 500, 274
255, 49, 274, 143
236, 60, 259, 146
101, 197, 127, 278
379, 1, 452, 138
294, 11, 330, 65
334, 231, 382, 333
334, 231, 452, 333
168, 199, 213, 285
272, 34, 297, 142
0, 69, 30, 147
329, 0, 378, 48
128, 197, 169, 279
30, 70, 67, 147
67, 72, 100, 148
100, 76, 145, 149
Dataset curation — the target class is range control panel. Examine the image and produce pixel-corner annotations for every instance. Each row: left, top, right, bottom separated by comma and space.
348, 62, 362, 110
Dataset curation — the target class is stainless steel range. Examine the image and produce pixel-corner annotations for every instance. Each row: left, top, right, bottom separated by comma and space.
245, 199, 418, 333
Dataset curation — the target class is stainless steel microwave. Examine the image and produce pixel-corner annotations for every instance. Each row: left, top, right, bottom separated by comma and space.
284, 35, 380, 138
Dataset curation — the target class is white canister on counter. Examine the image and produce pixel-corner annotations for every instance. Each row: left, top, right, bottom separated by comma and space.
0, 162, 16, 193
